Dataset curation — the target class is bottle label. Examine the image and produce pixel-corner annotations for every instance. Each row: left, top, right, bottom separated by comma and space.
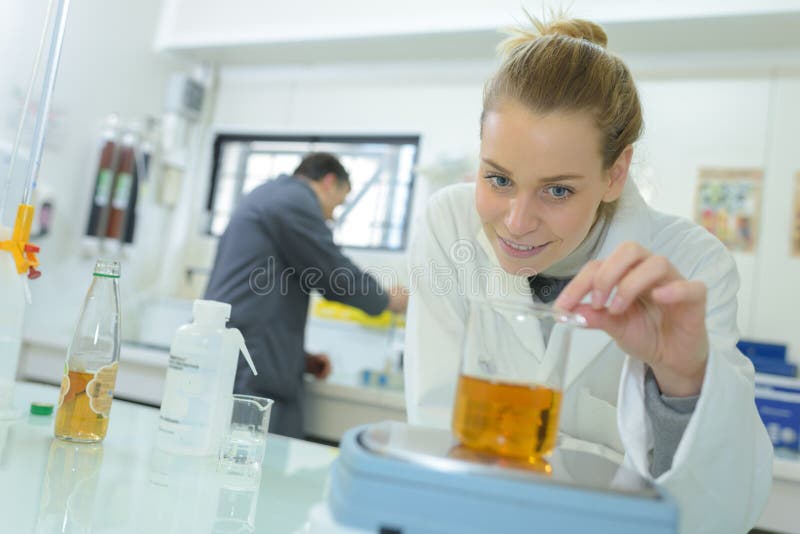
57, 363, 70, 408
94, 169, 114, 205
158, 340, 223, 453
160, 351, 216, 422
86, 362, 119, 416
111, 172, 133, 209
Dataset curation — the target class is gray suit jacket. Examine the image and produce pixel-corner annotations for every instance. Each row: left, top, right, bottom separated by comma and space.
205, 175, 388, 438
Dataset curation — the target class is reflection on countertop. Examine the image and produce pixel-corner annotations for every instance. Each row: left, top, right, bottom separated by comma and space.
1, 381, 338, 534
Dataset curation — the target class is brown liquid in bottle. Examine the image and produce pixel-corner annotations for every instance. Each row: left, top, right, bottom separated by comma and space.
54, 367, 117, 443
452, 374, 562, 461
86, 139, 118, 237
105, 144, 135, 239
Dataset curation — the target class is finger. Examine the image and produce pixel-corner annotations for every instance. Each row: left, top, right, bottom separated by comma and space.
554, 260, 602, 311
609, 255, 680, 315
590, 241, 650, 310
652, 279, 707, 306
570, 303, 628, 338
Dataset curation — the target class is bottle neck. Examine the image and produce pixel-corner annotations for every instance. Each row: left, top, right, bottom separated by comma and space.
89, 274, 119, 292
193, 315, 227, 328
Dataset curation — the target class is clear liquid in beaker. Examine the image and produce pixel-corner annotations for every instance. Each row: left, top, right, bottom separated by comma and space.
218, 426, 265, 482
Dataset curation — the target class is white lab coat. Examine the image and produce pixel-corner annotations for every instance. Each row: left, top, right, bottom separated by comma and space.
404, 180, 773, 534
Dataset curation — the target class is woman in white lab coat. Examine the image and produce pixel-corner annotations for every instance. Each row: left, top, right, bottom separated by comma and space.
404, 15, 772, 534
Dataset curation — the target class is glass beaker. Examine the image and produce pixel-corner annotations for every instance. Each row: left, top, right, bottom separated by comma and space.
218, 394, 273, 484
452, 298, 585, 462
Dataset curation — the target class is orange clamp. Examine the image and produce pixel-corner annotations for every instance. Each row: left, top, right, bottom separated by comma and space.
0, 204, 41, 278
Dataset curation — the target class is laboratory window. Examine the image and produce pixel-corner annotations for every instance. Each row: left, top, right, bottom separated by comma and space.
206, 134, 419, 251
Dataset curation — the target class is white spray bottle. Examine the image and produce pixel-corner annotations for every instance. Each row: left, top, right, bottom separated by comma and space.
157, 299, 257, 456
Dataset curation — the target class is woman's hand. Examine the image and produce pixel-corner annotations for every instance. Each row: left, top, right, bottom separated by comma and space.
554, 241, 709, 397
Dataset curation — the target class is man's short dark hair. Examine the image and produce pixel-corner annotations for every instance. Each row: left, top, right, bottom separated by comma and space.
294, 152, 349, 183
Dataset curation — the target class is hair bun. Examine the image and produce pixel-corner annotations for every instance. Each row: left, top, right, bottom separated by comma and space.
499, 14, 608, 57
541, 18, 608, 48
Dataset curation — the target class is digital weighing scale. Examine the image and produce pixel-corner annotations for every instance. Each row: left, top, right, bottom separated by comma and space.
307, 421, 678, 534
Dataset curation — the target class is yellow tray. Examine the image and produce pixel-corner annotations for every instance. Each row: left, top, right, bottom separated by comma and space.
311, 299, 404, 329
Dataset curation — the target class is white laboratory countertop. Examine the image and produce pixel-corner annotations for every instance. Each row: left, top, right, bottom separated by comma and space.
0, 381, 338, 534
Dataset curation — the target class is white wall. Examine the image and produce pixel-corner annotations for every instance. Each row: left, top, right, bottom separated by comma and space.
634, 79, 772, 337
202, 61, 800, 362
755, 77, 800, 349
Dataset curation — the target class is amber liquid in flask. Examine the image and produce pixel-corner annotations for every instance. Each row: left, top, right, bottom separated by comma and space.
452, 374, 562, 461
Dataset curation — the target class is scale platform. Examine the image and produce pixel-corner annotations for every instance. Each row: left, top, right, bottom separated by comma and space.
322, 421, 678, 534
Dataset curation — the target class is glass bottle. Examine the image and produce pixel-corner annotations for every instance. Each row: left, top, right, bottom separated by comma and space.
54, 258, 121, 442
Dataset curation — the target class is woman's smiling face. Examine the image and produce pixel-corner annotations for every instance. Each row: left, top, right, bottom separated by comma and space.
475, 99, 629, 276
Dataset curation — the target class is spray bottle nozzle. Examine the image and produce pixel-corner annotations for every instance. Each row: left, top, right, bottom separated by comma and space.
232, 329, 258, 376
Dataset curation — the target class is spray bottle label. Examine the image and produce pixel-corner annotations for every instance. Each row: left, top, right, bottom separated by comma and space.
157, 340, 223, 454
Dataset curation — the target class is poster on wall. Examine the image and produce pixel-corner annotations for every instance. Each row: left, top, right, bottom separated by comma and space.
793, 173, 800, 257
694, 168, 762, 252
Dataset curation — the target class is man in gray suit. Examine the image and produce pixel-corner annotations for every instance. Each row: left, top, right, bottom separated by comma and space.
205, 152, 407, 438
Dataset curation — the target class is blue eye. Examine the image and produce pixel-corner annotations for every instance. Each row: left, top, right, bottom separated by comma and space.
486, 175, 511, 188
547, 185, 573, 199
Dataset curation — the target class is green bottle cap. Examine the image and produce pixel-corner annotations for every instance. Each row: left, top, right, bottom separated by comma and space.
30, 402, 54, 416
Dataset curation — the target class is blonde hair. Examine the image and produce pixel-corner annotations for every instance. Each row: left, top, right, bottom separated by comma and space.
482, 14, 643, 170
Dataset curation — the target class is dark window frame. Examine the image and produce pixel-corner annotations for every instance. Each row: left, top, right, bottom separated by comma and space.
206, 132, 420, 252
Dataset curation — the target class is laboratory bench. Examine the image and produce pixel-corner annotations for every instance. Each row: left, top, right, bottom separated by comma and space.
0, 381, 337, 533
15, 335, 800, 533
